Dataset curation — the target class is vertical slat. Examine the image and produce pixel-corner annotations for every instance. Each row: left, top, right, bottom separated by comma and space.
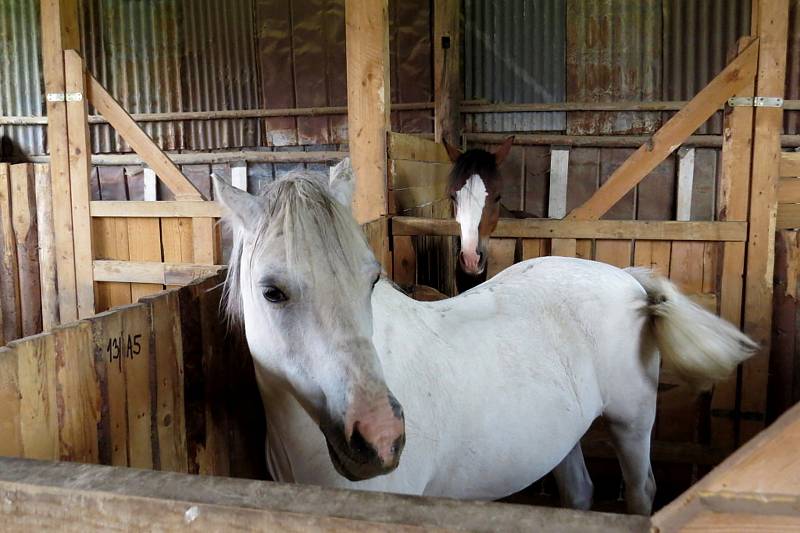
676, 147, 696, 221
64, 49, 95, 319
741, 0, 790, 442
549, 146, 575, 257
35, 164, 60, 331
128, 217, 164, 301
0, 164, 22, 343
434, 0, 462, 143
486, 238, 516, 278
10, 164, 42, 337
143, 168, 157, 201
521, 238, 549, 260
392, 236, 416, 287
0, 346, 23, 457
54, 321, 100, 463
633, 240, 671, 277
715, 36, 756, 450
346, 0, 390, 223
122, 305, 155, 469
143, 291, 188, 473
40, 0, 79, 324
14, 333, 59, 460
231, 163, 248, 191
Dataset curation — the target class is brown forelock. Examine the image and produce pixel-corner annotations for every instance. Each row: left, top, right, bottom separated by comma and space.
447, 148, 502, 198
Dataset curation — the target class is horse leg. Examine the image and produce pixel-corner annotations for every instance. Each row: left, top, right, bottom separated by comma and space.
606, 418, 656, 515
552, 441, 593, 510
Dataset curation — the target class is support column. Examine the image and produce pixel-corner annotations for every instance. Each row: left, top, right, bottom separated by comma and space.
434, 0, 462, 144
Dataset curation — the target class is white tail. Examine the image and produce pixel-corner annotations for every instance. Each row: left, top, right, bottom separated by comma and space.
627, 268, 758, 391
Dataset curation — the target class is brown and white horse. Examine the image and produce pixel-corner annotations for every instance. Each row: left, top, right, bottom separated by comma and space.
443, 137, 536, 293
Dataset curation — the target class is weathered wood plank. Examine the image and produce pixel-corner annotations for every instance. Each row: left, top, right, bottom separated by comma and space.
433, 0, 461, 143
0, 164, 21, 344
741, 0, 790, 442
127, 218, 164, 300
388, 132, 450, 163
90, 200, 223, 218
0, 456, 649, 532
391, 217, 748, 241
0, 346, 23, 457
780, 151, 800, 177
64, 50, 96, 319
568, 39, 759, 220
345, 0, 390, 223
34, 164, 59, 330
486, 239, 516, 278
392, 236, 416, 286
10, 164, 42, 337
13, 334, 59, 461
93, 261, 223, 286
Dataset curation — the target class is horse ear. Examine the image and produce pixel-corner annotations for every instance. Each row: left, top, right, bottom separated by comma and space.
442, 138, 463, 163
212, 173, 263, 233
329, 157, 355, 208
493, 136, 515, 165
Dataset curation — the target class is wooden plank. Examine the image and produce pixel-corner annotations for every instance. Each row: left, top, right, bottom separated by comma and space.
433, 0, 461, 143
121, 305, 154, 469
676, 147, 696, 221
551, 238, 578, 257
770, 231, 800, 418
64, 50, 96, 319
392, 236, 416, 286
567, 39, 759, 220
126, 218, 163, 300
362, 218, 392, 275
0, 164, 22, 343
160, 217, 194, 290
40, 0, 78, 325
547, 148, 570, 218
633, 241, 672, 277
141, 291, 188, 473
53, 321, 99, 463
93, 261, 223, 286
0, 456, 650, 532
780, 151, 800, 177
715, 36, 756, 451
86, 74, 203, 201
778, 203, 800, 229
0, 346, 23, 457
92, 218, 133, 313
34, 164, 59, 331
521, 238, 549, 260
388, 132, 450, 163
13, 333, 59, 460
10, 164, 42, 337
681, 511, 800, 531
143, 168, 157, 201
391, 216, 748, 241
486, 239, 516, 278
653, 402, 800, 531
345, 0, 390, 223
390, 159, 451, 190
594, 240, 632, 269
231, 163, 247, 191
741, 0, 790, 442
90, 201, 223, 218
779, 177, 800, 203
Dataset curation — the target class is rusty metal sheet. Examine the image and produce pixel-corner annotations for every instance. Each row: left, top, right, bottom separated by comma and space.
464, 0, 566, 133
0, 0, 45, 157
662, 0, 751, 134
566, 0, 662, 135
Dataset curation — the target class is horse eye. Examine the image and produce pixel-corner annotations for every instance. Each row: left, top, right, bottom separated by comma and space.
262, 286, 287, 303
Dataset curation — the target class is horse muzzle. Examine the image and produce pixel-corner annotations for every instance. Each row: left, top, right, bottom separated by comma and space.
322, 393, 406, 481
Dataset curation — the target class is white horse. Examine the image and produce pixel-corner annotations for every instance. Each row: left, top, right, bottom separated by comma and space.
212, 160, 755, 515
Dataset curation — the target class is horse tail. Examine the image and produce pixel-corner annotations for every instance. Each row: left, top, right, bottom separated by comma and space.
626, 268, 758, 391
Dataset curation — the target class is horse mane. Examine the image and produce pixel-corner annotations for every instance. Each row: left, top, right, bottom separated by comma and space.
222, 169, 372, 326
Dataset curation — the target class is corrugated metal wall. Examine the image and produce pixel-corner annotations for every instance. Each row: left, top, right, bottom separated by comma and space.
662, 0, 751, 134
0, 0, 44, 157
566, 0, 662, 134
463, 0, 566, 132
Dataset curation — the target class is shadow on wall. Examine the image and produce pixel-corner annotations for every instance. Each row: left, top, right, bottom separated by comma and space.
0, 136, 29, 164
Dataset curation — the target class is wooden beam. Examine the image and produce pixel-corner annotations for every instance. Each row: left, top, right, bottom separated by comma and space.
741, 0, 790, 442
64, 49, 95, 318
90, 201, 223, 219
39, 0, 78, 324
93, 261, 223, 286
0, 457, 649, 532
434, 0, 462, 144
345, 0, 390, 224
716, 37, 756, 451
567, 39, 759, 220
465, 132, 800, 149
391, 216, 748, 241
778, 203, 800, 229
0, 165, 22, 343
9, 165, 42, 337
779, 178, 800, 203
85, 73, 203, 201
34, 164, 59, 331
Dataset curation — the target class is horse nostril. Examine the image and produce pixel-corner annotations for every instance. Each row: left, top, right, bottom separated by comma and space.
349, 423, 373, 457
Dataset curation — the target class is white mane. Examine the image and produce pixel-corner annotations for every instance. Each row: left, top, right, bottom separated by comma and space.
221, 169, 372, 326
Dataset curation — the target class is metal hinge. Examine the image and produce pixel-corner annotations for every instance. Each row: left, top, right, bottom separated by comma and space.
46, 92, 83, 103
727, 96, 784, 108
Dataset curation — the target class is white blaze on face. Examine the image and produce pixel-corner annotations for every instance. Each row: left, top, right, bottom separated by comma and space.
455, 174, 487, 272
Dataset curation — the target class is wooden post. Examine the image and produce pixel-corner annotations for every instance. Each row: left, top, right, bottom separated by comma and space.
345, 0, 390, 224
64, 49, 96, 318
741, 0, 790, 442
39, 0, 78, 323
34, 164, 60, 331
548, 147, 577, 257
10, 164, 42, 337
434, 0, 462, 144
715, 36, 756, 450
676, 147, 696, 221
0, 165, 22, 343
